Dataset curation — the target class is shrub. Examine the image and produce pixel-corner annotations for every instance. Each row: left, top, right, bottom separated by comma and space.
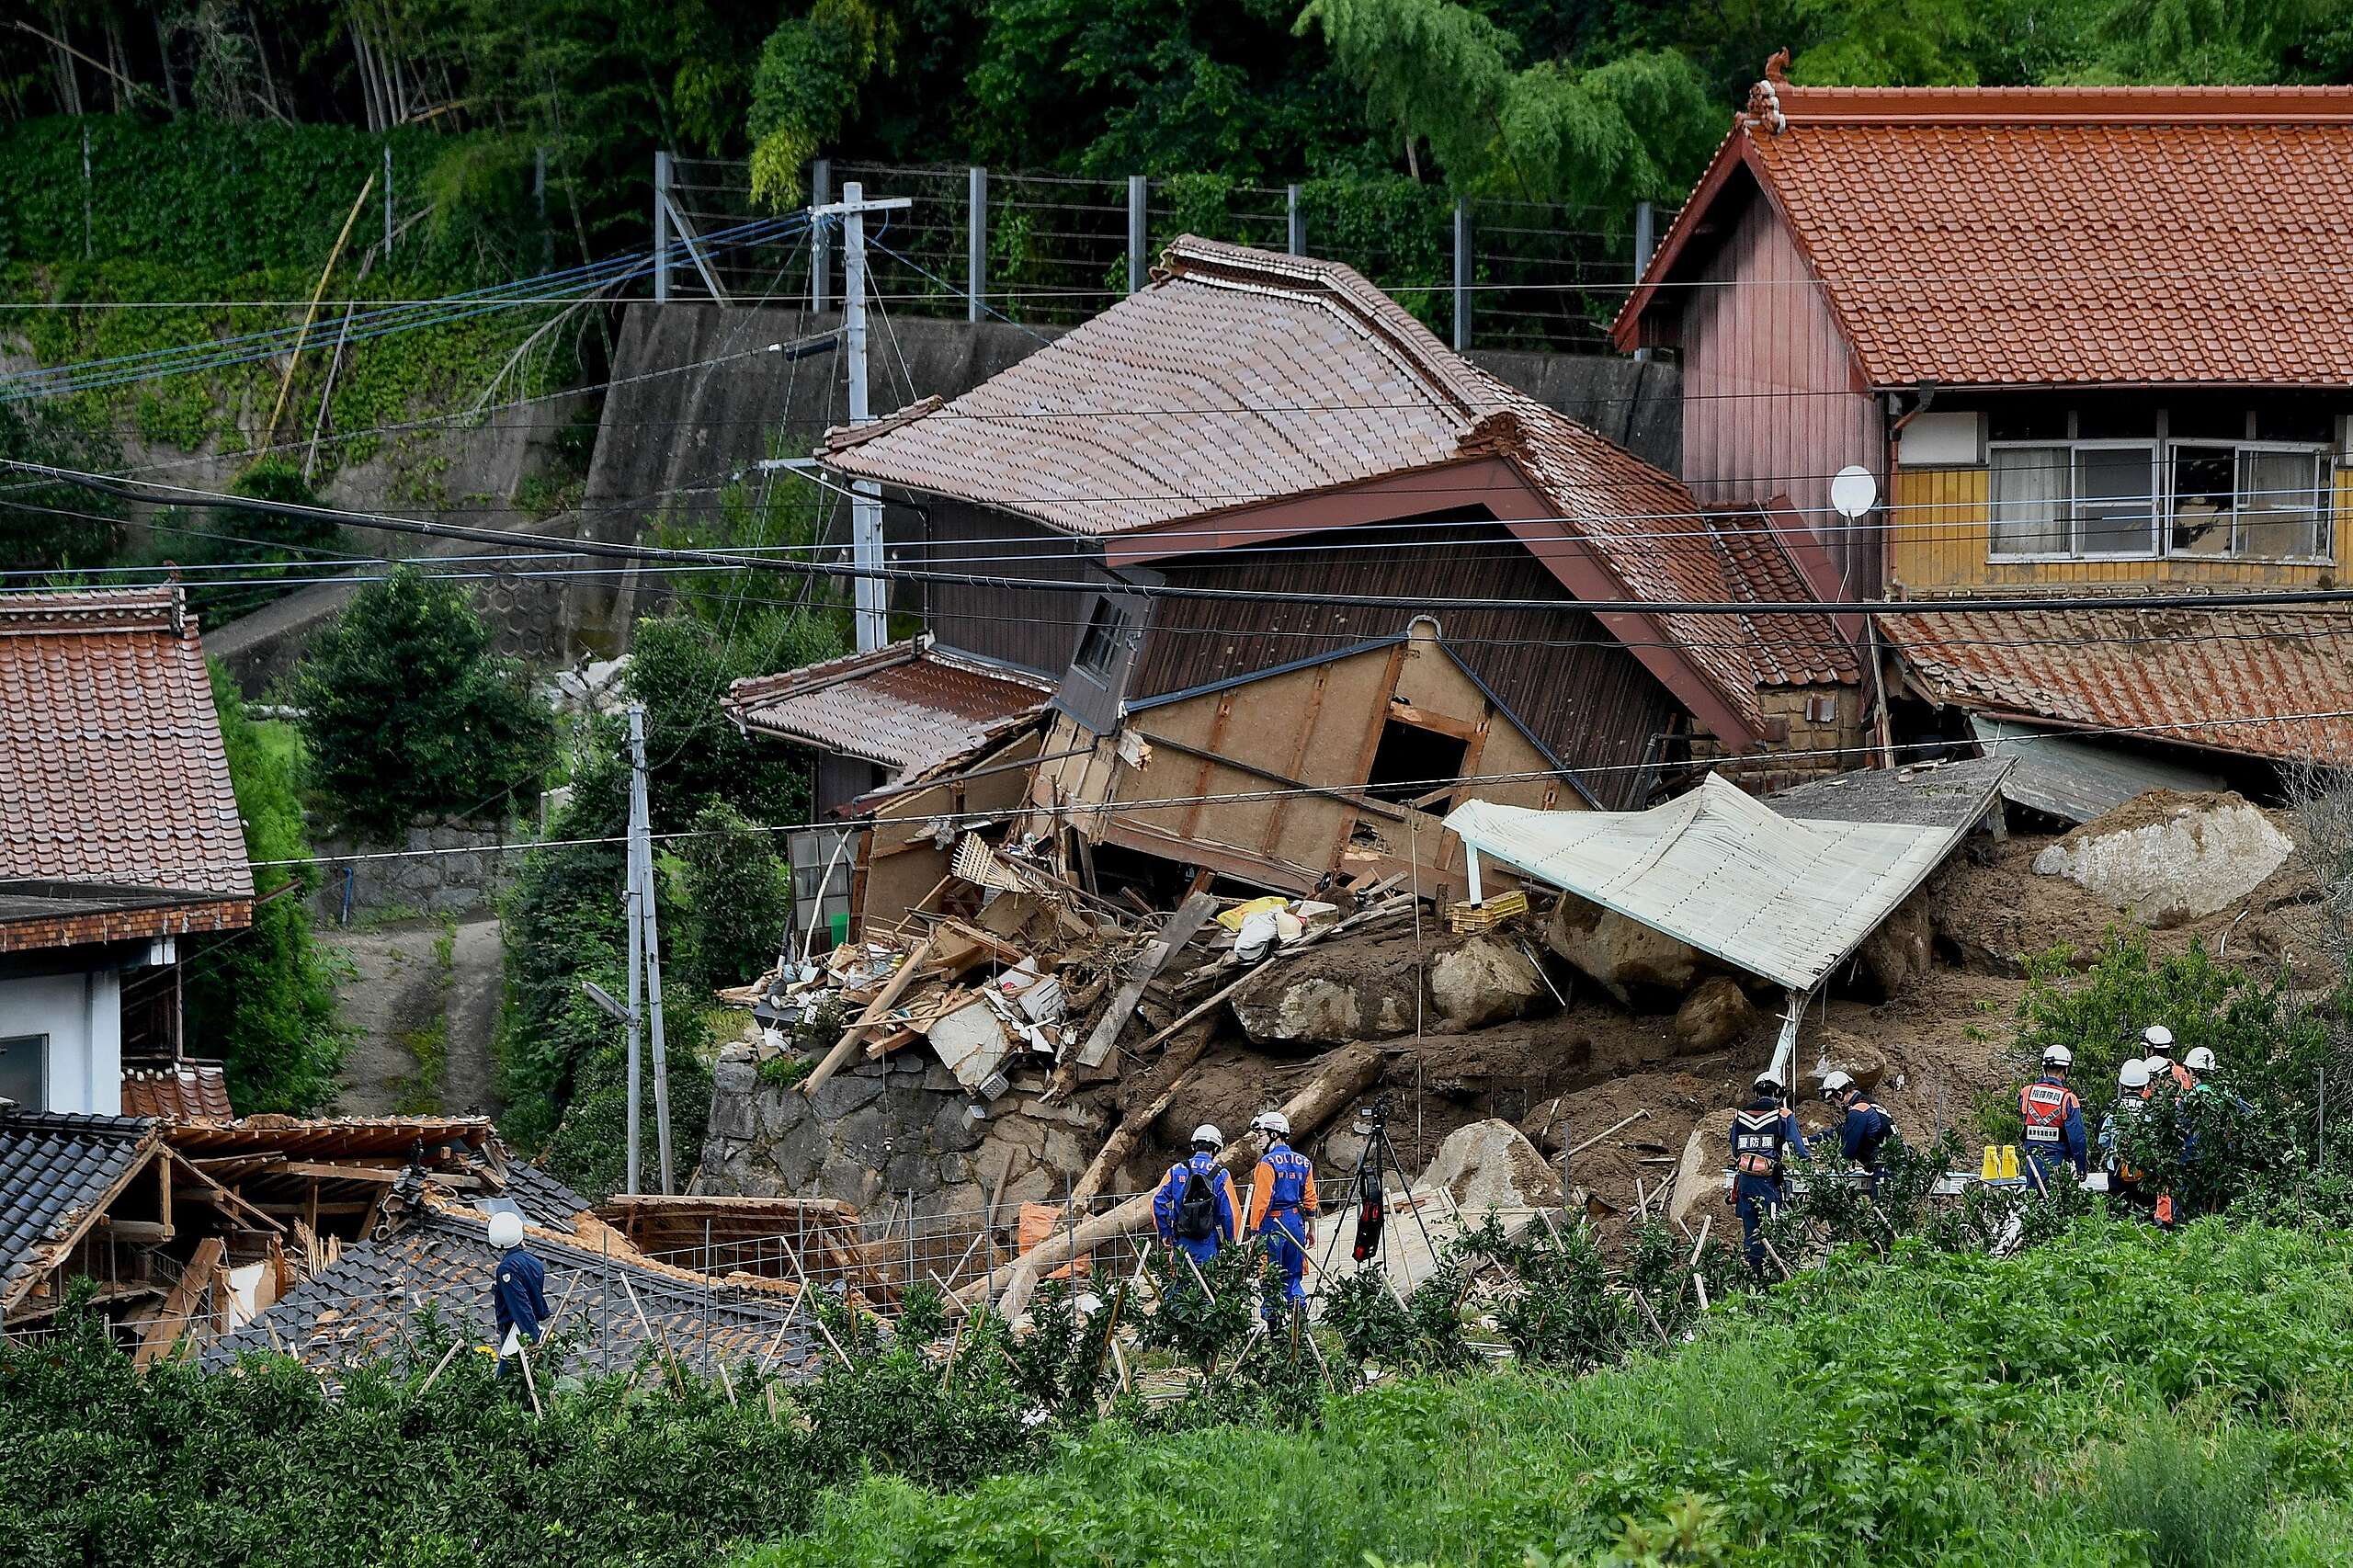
185, 665, 348, 1113
669, 800, 794, 995
2094, 1424, 2272, 1568
174, 458, 347, 622
290, 562, 556, 837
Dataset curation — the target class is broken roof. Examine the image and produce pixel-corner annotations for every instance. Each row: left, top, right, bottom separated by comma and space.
1763, 754, 2013, 832
0, 588, 251, 939
119, 1057, 235, 1120
1617, 82, 2353, 387
203, 1209, 821, 1385
0, 1111, 159, 1311
724, 636, 1053, 784
819, 239, 1861, 744
1444, 775, 1965, 992
1881, 605, 2353, 765
1700, 510, 1859, 687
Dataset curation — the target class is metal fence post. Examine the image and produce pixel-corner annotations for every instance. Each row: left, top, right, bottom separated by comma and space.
811, 157, 832, 312
1127, 175, 1147, 294
653, 150, 673, 304
1451, 199, 1471, 352
967, 165, 988, 323
1287, 183, 1304, 256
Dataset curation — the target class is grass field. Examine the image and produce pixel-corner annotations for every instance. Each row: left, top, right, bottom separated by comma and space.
748, 1218, 2353, 1568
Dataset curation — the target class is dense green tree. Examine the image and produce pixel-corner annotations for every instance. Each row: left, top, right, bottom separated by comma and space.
0, 400, 126, 574
289, 563, 556, 838
174, 459, 347, 623
187, 664, 348, 1114
669, 801, 796, 996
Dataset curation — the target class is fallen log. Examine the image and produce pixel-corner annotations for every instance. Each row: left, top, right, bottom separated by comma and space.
972, 1040, 1388, 1317
1067, 1020, 1217, 1203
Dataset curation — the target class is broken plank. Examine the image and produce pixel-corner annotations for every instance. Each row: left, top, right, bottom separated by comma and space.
802, 934, 936, 1098
1072, 891, 1218, 1073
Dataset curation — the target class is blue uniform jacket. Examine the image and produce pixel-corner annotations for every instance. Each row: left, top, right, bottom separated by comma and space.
1839, 1098, 1895, 1167
493, 1247, 549, 1344
1728, 1100, 1809, 1180
1153, 1150, 1238, 1246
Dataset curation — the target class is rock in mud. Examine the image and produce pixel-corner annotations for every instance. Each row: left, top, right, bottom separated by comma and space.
1421, 1117, 1562, 1213
1547, 893, 1713, 1009
2031, 790, 2291, 927
1673, 975, 1760, 1052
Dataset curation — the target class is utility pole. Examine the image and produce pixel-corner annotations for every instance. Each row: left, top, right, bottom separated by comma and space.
626, 705, 676, 1192
811, 179, 910, 653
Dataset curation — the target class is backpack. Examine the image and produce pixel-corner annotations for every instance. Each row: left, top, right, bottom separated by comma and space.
1175, 1165, 1218, 1243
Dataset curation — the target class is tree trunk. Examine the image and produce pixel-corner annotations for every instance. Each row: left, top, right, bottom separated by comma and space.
1066, 1020, 1218, 1204
974, 1040, 1388, 1318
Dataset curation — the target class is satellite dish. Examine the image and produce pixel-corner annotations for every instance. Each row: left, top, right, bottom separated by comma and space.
1829, 465, 1879, 521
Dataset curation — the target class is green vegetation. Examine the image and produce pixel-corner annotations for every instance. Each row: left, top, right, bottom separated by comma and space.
290, 563, 557, 838
392, 915, 461, 1116
496, 607, 841, 1195
667, 801, 796, 998
13, 1218, 2353, 1566
188, 665, 349, 1114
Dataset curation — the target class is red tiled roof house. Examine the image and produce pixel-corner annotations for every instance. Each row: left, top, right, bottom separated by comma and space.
1615, 77, 2353, 788
0, 588, 252, 1114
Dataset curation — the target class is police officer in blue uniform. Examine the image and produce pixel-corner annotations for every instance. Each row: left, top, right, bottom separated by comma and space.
1729, 1071, 1807, 1279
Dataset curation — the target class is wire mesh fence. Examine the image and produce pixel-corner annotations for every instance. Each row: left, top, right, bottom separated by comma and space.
651, 154, 1648, 351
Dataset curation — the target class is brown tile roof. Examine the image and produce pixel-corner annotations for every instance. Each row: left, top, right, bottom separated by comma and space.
822, 238, 1816, 739
1700, 511, 1860, 687
1619, 84, 2353, 387
1880, 605, 2353, 763
0, 587, 252, 907
119, 1057, 235, 1120
723, 637, 1052, 781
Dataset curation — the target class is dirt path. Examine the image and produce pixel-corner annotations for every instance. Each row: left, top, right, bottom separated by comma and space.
329, 914, 506, 1118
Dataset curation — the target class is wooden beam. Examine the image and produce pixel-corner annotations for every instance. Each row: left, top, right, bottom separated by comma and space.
1068, 891, 1218, 1073
99, 1219, 174, 1244
136, 1235, 223, 1366
801, 934, 936, 1099
276, 1161, 403, 1183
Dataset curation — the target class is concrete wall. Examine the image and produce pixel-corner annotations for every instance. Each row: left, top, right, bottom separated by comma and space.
0, 968, 121, 1115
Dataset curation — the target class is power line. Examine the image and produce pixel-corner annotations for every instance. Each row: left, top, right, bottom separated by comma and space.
17, 460, 2353, 619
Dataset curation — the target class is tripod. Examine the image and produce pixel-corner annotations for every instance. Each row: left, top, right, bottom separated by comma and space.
1312, 1096, 1442, 1296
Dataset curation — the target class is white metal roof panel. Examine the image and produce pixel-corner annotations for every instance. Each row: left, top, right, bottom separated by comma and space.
1443, 776, 1962, 992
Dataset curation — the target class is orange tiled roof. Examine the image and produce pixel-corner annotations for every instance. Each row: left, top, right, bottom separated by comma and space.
1881, 604, 2353, 763
0, 588, 252, 902
120, 1058, 235, 1120
1617, 84, 2353, 387
822, 238, 1817, 739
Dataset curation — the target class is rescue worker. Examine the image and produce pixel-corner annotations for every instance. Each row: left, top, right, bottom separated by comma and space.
1153, 1123, 1240, 1274
1245, 1110, 1319, 1324
2141, 1025, 2195, 1096
2182, 1045, 2216, 1085
1729, 1072, 1807, 1279
2018, 1044, 2089, 1188
486, 1210, 547, 1379
1821, 1070, 1896, 1195
2099, 1058, 2153, 1214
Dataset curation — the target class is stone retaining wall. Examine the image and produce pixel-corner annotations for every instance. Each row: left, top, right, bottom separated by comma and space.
309, 817, 527, 922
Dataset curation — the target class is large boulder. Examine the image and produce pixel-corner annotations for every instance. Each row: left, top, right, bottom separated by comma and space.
1674, 976, 1760, 1052
1547, 893, 1713, 1009
2032, 790, 2292, 927
1232, 951, 1420, 1048
1800, 1027, 1889, 1095
1849, 892, 1933, 1002
1427, 935, 1554, 1028
1666, 1118, 1734, 1231
1422, 1118, 1563, 1213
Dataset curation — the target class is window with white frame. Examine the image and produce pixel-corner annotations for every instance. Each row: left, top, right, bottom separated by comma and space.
1988, 428, 2335, 562
1988, 443, 2158, 558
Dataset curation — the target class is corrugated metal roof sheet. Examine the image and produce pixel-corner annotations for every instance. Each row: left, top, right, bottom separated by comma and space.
1623, 85, 2353, 386
723, 638, 1052, 779
1971, 717, 2228, 825
1444, 776, 1962, 992
1881, 606, 2353, 764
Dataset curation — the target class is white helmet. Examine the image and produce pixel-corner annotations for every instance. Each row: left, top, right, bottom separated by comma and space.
1250, 1110, 1290, 1137
2141, 1024, 2176, 1054
1190, 1123, 1224, 1151
1820, 1070, 1856, 1101
2042, 1045, 2074, 1070
487, 1211, 526, 1250
2184, 1046, 2217, 1073
2119, 1058, 2151, 1090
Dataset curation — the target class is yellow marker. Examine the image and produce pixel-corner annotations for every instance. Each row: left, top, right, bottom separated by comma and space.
1981, 1145, 1999, 1181
2000, 1146, 2020, 1181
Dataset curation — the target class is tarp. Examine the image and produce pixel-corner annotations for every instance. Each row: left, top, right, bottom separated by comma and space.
1442, 776, 1965, 993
